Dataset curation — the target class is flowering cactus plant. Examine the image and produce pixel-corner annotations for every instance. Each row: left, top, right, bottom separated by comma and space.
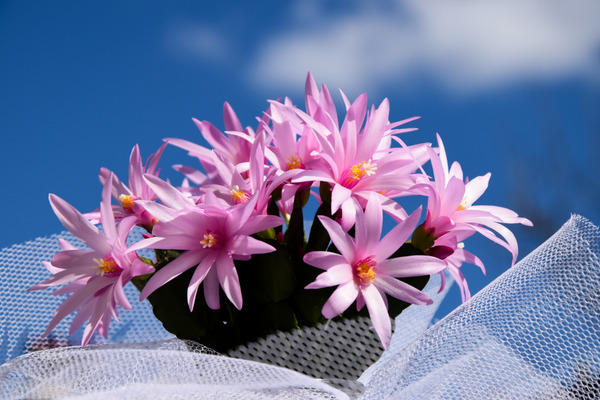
30, 73, 531, 351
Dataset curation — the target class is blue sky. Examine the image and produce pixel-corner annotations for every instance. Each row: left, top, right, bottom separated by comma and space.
2, 1, 600, 314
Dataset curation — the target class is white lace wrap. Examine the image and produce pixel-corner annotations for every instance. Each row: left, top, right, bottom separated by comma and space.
0, 215, 598, 399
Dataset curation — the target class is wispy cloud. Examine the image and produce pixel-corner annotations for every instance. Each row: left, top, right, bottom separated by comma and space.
248, 0, 600, 95
165, 22, 231, 63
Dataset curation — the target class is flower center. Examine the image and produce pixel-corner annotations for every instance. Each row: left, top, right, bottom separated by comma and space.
354, 256, 377, 286
286, 153, 304, 170
342, 160, 377, 188
118, 194, 137, 213
229, 185, 251, 205
95, 255, 121, 277
200, 231, 221, 249
457, 198, 470, 211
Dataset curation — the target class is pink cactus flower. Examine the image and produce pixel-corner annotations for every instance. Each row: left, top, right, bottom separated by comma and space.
419, 134, 532, 265
303, 195, 446, 349
29, 173, 154, 346
131, 192, 283, 311
285, 77, 429, 230
86, 143, 166, 230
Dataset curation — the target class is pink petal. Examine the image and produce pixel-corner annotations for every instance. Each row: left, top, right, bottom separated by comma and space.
203, 266, 220, 310
135, 200, 180, 223
216, 253, 243, 310
448, 161, 464, 181
113, 276, 131, 310
378, 255, 446, 277
172, 165, 207, 186
356, 98, 389, 162
292, 169, 335, 185
236, 215, 283, 236
117, 215, 138, 245
193, 119, 231, 158
455, 248, 486, 274
164, 137, 213, 163
340, 197, 358, 232
362, 194, 382, 253
143, 174, 194, 210
374, 275, 433, 306
321, 281, 359, 318
305, 264, 353, 289
318, 216, 355, 262
49, 194, 111, 255
362, 284, 392, 349
43, 278, 108, 337
468, 205, 533, 226
303, 251, 348, 270
128, 144, 144, 196
435, 134, 450, 182
476, 221, 520, 265
100, 173, 117, 241
130, 257, 155, 277
439, 177, 465, 217
50, 249, 100, 269
187, 252, 217, 311
146, 142, 168, 177
227, 235, 276, 256
375, 207, 421, 261
70, 300, 94, 335
140, 250, 205, 300
223, 102, 243, 132
30, 264, 95, 289
331, 184, 352, 214
304, 72, 319, 114
463, 173, 490, 205
99, 167, 131, 200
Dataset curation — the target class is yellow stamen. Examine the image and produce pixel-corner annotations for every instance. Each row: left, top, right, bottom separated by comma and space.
229, 185, 251, 205
95, 256, 120, 276
118, 194, 136, 212
354, 256, 377, 286
200, 232, 219, 248
457, 198, 470, 211
286, 153, 303, 170
343, 160, 377, 187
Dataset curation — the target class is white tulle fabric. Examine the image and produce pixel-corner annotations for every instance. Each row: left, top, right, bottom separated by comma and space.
0, 215, 598, 399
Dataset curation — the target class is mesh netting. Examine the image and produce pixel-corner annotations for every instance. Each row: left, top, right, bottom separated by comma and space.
362, 214, 600, 399
0, 215, 598, 399
0, 229, 174, 365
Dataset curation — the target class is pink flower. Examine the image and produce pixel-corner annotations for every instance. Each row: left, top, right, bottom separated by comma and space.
165, 102, 265, 184
285, 77, 429, 230
29, 173, 154, 346
303, 195, 446, 349
429, 234, 485, 302
419, 134, 532, 265
131, 192, 283, 311
86, 143, 166, 230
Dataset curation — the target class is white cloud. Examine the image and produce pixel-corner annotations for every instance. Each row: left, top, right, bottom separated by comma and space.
248, 0, 600, 95
165, 22, 231, 63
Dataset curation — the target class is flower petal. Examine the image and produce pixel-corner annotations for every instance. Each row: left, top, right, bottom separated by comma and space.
303, 251, 348, 270
140, 250, 205, 300
374, 275, 433, 306
321, 281, 359, 318
305, 264, 353, 289
318, 216, 355, 262
49, 194, 111, 255
187, 252, 217, 311
378, 255, 446, 277
375, 207, 421, 261
362, 284, 392, 349
216, 253, 243, 310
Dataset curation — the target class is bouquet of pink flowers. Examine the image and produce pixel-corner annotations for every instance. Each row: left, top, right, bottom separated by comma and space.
30, 73, 531, 353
